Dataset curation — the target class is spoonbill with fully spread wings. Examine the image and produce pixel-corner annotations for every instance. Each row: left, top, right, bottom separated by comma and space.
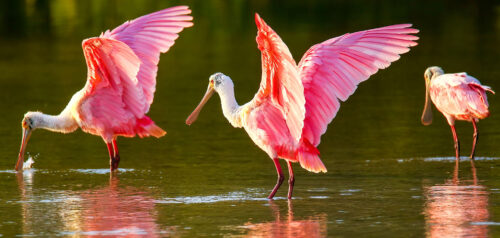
421, 66, 494, 160
186, 14, 418, 199
16, 6, 193, 171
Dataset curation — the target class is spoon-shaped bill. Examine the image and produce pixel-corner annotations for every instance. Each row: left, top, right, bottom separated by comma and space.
16, 127, 32, 171
421, 77, 433, 125
186, 85, 215, 125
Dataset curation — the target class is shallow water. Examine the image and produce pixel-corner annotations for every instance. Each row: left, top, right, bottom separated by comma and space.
1, 0, 499, 237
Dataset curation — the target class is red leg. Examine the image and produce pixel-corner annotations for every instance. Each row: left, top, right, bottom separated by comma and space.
450, 125, 460, 161
470, 120, 478, 159
268, 158, 284, 199
111, 139, 120, 171
106, 142, 115, 171
286, 160, 295, 199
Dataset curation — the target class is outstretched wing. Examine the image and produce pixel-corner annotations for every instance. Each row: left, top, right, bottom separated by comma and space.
81, 37, 144, 120
98, 6, 193, 113
251, 13, 305, 142
299, 24, 419, 146
78, 6, 192, 138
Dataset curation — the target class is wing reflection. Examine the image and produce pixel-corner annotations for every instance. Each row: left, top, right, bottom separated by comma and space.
424, 160, 489, 238
230, 200, 327, 237
16, 172, 172, 236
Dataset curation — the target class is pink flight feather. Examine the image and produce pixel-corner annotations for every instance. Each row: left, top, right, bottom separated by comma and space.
299, 24, 419, 147
79, 6, 193, 141
253, 13, 306, 143
249, 16, 418, 172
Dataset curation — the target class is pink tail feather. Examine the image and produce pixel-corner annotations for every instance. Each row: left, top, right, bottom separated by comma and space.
296, 139, 327, 173
469, 84, 492, 119
136, 117, 166, 138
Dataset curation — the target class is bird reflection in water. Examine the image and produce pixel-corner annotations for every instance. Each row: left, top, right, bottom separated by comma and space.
230, 200, 327, 237
424, 160, 489, 237
16, 172, 174, 236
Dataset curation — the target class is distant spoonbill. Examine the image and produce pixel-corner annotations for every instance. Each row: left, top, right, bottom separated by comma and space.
421, 66, 494, 160
16, 6, 193, 171
186, 14, 418, 199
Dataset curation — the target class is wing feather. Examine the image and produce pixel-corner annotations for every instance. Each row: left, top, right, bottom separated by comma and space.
299, 24, 419, 146
431, 73, 492, 119
82, 37, 143, 118
101, 6, 193, 113
78, 6, 192, 137
251, 14, 306, 142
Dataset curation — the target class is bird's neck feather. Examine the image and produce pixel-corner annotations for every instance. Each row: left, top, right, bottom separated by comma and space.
218, 86, 242, 127
432, 71, 443, 80
35, 110, 78, 133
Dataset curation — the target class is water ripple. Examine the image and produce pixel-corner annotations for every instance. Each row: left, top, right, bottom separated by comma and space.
60, 227, 149, 236
0, 168, 136, 174
155, 191, 288, 204
71, 168, 135, 174
397, 157, 500, 163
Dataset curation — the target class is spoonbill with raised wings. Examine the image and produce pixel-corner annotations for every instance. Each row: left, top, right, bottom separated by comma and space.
17, 6, 193, 171
186, 14, 418, 199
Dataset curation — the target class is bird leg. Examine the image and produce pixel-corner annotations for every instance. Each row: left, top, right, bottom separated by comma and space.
106, 142, 115, 171
111, 139, 120, 171
106, 141, 120, 172
452, 155, 459, 185
450, 125, 460, 161
268, 158, 284, 199
286, 160, 295, 199
470, 120, 479, 160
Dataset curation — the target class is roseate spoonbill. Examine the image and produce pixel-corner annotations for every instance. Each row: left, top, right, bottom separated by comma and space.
16, 6, 193, 171
421, 66, 494, 160
186, 13, 418, 199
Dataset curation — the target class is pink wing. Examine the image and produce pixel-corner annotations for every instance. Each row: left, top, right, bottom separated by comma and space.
431, 73, 493, 120
80, 37, 146, 138
252, 13, 306, 142
298, 24, 419, 146
78, 7, 192, 139
99, 6, 193, 113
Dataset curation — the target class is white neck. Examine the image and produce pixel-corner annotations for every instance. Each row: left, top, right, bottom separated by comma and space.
218, 86, 242, 128
34, 110, 78, 134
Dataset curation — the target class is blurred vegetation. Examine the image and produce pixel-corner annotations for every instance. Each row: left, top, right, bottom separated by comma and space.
1, 0, 498, 39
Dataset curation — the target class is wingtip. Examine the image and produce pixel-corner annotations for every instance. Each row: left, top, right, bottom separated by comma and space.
403, 23, 420, 33
400, 23, 413, 28
255, 13, 261, 27
166, 5, 190, 11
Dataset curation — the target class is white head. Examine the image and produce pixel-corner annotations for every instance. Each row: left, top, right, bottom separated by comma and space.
421, 66, 445, 126
424, 66, 444, 81
210, 72, 234, 94
22, 111, 45, 130
186, 72, 234, 125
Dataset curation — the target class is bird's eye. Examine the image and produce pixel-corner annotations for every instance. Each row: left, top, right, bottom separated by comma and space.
22, 118, 30, 128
